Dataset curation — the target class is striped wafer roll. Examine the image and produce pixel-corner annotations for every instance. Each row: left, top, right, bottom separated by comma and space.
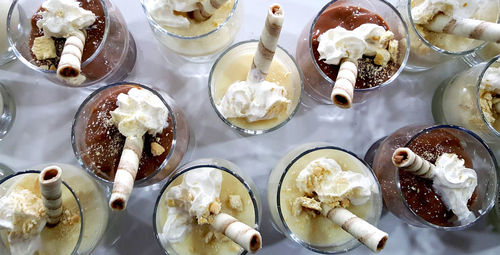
192, 0, 230, 21
247, 4, 284, 83
109, 135, 144, 211
331, 58, 357, 108
39, 165, 63, 227
392, 147, 436, 179
211, 213, 262, 253
426, 14, 500, 43
57, 30, 86, 79
326, 207, 388, 252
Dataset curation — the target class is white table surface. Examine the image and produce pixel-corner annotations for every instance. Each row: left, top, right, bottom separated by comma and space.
1, 0, 499, 254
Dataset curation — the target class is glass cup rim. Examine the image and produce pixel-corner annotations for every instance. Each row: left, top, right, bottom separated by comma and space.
0, 170, 84, 255
275, 144, 383, 254
71, 81, 179, 186
208, 39, 304, 135
152, 158, 260, 255
396, 124, 498, 230
475, 55, 500, 138
7, 0, 110, 76
405, 0, 493, 56
308, 0, 410, 92
139, 0, 239, 40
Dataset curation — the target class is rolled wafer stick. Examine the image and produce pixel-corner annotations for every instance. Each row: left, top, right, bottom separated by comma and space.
57, 30, 86, 79
192, 0, 229, 21
211, 213, 262, 253
326, 207, 388, 252
39, 165, 63, 227
247, 4, 284, 83
109, 135, 144, 211
392, 147, 436, 179
426, 14, 500, 43
331, 58, 358, 108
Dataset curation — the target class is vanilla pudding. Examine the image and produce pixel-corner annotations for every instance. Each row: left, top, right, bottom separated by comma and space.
209, 41, 302, 133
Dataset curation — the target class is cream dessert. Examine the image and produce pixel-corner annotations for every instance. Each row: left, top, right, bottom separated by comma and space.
0, 171, 82, 255
156, 167, 258, 255
0, 0, 12, 56
478, 67, 500, 131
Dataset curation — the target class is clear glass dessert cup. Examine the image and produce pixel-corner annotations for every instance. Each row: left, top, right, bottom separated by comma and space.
153, 158, 262, 255
72, 81, 190, 188
0, 83, 16, 141
0, 0, 15, 66
0, 170, 84, 255
432, 55, 500, 145
208, 40, 303, 135
295, 0, 409, 105
267, 142, 383, 254
366, 124, 498, 230
7, 0, 137, 88
140, 0, 243, 63
395, 0, 500, 72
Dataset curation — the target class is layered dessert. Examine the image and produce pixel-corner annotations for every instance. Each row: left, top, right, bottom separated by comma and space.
156, 167, 258, 255
0, 172, 82, 255
396, 129, 478, 226
312, 6, 400, 89
410, 0, 499, 53
478, 67, 500, 131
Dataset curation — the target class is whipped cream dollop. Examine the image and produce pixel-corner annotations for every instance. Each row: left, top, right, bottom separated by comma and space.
0, 189, 47, 255
317, 23, 395, 65
411, 0, 481, 25
217, 80, 290, 122
147, 0, 200, 28
432, 153, 477, 223
480, 67, 500, 92
110, 88, 169, 138
296, 158, 373, 207
159, 168, 222, 244
36, 0, 97, 38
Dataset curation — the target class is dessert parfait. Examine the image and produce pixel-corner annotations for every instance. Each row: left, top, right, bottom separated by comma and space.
268, 143, 386, 253
0, 167, 83, 255
209, 4, 302, 135
432, 56, 500, 144
72, 82, 190, 211
154, 158, 262, 255
141, 0, 242, 61
0, 83, 16, 141
368, 124, 497, 228
398, 0, 499, 71
8, 0, 136, 87
296, 0, 409, 106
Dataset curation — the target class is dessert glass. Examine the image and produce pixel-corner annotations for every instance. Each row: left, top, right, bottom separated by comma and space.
296, 0, 409, 105
153, 158, 261, 255
0, 170, 84, 255
463, 43, 500, 67
0, 0, 15, 65
366, 124, 498, 229
395, 0, 500, 72
72, 81, 190, 188
432, 56, 500, 145
208, 40, 303, 135
33, 163, 109, 255
140, 0, 243, 63
0, 83, 15, 141
268, 142, 383, 253
7, 0, 137, 88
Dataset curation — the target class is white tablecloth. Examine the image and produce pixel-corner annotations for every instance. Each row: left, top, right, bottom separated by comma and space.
1, 0, 499, 254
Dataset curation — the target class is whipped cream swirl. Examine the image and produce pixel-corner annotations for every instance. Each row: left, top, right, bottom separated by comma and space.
296, 158, 373, 206
110, 88, 169, 138
160, 168, 222, 244
147, 0, 200, 28
432, 153, 477, 223
36, 0, 97, 38
480, 67, 500, 92
0, 189, 47, 255
217, 80, 290, 122
411, 0, 481, 24
317, 23, 395, 65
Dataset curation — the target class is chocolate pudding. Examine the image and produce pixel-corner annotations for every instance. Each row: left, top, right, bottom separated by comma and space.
29, 0, 106, 77
312, 6, 399, 89
399, 129, 477, 226
81, 85, 174, 181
